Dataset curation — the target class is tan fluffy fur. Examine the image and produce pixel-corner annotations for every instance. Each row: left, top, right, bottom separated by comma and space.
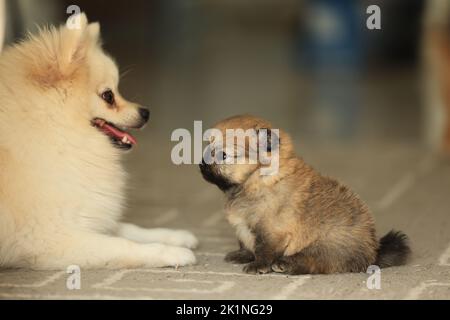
200, 115, 410, 274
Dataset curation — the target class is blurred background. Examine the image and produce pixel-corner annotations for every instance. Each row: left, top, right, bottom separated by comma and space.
3, 0, 426, 143
1, 0, 442, 211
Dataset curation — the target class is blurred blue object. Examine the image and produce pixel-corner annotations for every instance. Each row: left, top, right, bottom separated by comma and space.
302, 0, 363, 70
298, 0, 363, 141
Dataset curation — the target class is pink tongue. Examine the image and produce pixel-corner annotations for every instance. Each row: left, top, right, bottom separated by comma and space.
101, 123, 137, 145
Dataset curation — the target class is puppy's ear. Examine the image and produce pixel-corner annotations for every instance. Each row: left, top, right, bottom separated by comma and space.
256, 128, 280, 153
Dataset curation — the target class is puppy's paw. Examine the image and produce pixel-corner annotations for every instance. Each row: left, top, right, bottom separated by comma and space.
243, 262, 272, 275
271, 260, 289, 273
165, 230, 199, 249
162, 246, 197, 267
225, 249, 255, 264
272, 257, 310, 275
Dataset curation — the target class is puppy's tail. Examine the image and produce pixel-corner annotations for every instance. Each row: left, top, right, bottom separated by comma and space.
375, 230, 411, 268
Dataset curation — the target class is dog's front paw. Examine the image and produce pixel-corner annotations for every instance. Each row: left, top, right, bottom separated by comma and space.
165, 230, 199, 249
243, 261, 272, 274
162, 246, 197, 267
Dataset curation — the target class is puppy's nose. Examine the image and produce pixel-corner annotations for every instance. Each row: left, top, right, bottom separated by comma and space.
200, 158, 211, 168
139, 108, 150, 123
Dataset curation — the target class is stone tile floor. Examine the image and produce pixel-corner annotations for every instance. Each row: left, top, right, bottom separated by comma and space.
1, 142, 449, 300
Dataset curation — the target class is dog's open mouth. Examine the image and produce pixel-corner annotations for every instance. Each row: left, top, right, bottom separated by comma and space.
92, 118, 137, 150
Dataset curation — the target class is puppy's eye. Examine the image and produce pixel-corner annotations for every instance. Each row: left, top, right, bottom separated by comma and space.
216, 151, 227, 162
101, 90, 115, 105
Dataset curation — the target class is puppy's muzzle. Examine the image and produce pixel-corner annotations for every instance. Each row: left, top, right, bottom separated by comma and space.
199, 159, 215, 181
199, 158, 210, 173
199, 159, 236, 192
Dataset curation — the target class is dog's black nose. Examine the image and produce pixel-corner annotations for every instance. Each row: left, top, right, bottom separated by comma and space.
139, 108, 150, 122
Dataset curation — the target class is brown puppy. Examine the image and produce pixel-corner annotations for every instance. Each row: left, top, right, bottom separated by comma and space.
199, 115, 411, 274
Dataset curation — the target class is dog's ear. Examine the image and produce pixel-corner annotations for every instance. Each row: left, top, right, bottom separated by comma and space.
87, 22, 101, 44
256, 128, 280, 153
58, 13, 100, 71
25, 13, 101, 86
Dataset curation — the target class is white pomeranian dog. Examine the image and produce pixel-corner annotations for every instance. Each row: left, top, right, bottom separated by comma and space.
0, 14, 197, 269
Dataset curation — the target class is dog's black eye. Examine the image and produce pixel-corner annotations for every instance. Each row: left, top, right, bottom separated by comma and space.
101, 90, 115, 105
222, 152, 227, 160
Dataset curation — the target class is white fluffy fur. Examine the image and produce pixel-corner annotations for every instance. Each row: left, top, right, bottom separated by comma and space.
0, 14, 197, 270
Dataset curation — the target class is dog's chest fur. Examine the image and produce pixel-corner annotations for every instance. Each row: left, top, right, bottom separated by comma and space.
224, 186, 285, 252
63, 144, 126, 233
32, 133, 127, 234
